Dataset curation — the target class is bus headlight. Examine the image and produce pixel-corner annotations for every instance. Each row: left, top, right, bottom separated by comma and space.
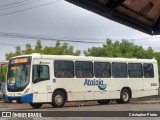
23, 88, 30, 95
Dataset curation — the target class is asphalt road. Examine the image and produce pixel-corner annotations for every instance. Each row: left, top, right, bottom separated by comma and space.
0, 101, 160, 111
0, 101, 160, 120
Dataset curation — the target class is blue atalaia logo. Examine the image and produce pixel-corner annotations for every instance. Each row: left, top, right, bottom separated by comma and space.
84, 79, 107, 90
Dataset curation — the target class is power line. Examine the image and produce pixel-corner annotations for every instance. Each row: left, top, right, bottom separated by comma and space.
0, 32, 159, 44
0, 32, 106, 44
0, 0, 31, 7
0, 32, 106, 41
0, 42, 55, 47
0, 0, 45, 11
0, 31, 160, 44
0, 0, 61, 17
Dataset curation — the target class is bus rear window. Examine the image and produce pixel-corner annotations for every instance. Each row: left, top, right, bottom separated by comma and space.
143, 63, 154, 78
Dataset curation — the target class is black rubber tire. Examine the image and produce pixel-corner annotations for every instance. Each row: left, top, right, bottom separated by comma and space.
29, 103, 43, 109
116, 89, 131, 104
97, 99, 110, 104
51, 91, 66, 108
3, 94, 5, 99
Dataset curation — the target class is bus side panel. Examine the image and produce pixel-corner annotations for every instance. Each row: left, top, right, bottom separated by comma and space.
67, 92, 84, 101
94, 91, 110, 100
54, 78, 94, 101
143, 63, 159, 92
132, 90, 158, 98
93, 78, 110, 100
107, 78, 143, 99
84, 92, 94, 100
47, 93, 52, 102
33, 92, 48, 103
109, 91, 120, 99
132, 63, 159, 98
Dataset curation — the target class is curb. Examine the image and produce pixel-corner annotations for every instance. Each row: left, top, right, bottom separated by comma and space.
131, 100, 160, 104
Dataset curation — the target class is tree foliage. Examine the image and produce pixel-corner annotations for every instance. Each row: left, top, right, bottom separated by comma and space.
0, 64, 7, 83
43, 41, 79, 55
5, 40, 81, 60
84, 39, 154, 59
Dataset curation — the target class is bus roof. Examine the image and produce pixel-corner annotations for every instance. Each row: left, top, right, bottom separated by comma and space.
10, 53, 157, 63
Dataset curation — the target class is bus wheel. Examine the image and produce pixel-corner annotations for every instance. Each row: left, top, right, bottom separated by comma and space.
97, 99, 110, 104
29, 103, 43, 109
116, 89, 130, 104
51, 91, 65, 108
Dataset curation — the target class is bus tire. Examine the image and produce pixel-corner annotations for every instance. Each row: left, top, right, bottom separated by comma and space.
3, 94, 5, 99
116, 89, 130, 104
51, 91, 65, 108
97, 99, 110, 104
29, 103, 43, 109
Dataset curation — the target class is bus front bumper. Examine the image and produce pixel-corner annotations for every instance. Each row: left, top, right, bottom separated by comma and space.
5, 93, 33, 103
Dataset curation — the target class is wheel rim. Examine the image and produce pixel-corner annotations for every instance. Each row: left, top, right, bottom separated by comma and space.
122, 92, 129, 102
55, 94, 63, 105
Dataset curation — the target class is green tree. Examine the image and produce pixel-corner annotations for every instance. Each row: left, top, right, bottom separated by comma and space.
84, 39, 155, 59
25, 43, 33, 54
0, 64, 7, 83
43, 41, 81, 56
34, 40, 42, 53
15, 46, 21, 55
6, 40, 81, 60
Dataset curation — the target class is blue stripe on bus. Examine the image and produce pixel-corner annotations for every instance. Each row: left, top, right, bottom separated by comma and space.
5, 93, 33, 103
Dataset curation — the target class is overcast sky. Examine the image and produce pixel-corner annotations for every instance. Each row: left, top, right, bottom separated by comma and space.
0, 0, 160, 61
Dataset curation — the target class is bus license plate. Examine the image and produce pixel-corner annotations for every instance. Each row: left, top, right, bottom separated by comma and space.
12, 100, 17, 103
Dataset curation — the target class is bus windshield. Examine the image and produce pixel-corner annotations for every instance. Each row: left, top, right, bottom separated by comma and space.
7, 57, 31, 92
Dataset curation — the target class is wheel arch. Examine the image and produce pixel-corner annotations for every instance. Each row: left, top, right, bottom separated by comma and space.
53, 88, 68, 101
121, 87, 132, 98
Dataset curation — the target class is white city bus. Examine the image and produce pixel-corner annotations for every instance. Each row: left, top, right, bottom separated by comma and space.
5, 53, 159, 108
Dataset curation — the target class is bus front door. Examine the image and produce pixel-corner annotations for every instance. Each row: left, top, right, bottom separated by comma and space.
32, 59, 52, 103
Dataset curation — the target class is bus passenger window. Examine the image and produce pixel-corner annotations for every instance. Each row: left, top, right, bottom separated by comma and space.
75, 61, 93, 78
54, 60, 74, 78
128, 63, 143, 78
75, 70, 82, 78
112, 63, 127, 78
143, 63, 154, 78
57, 70, 64, 78
87, 72, 93, 78
94, 62, 111, 78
